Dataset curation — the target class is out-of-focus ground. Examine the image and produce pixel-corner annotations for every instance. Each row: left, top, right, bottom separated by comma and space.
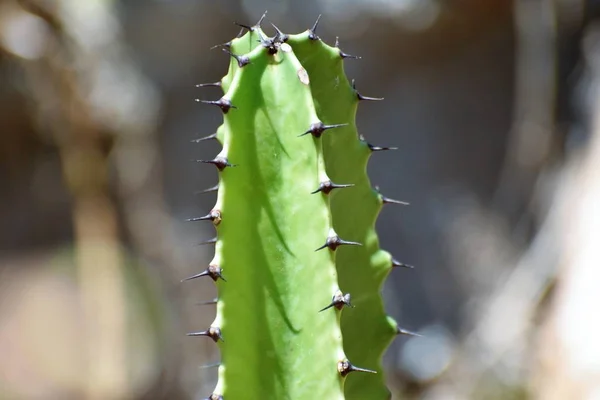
1, 0, 599, 399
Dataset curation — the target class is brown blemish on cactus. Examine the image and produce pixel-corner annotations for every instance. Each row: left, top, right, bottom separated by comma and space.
319, 290, 353, 312
181, 264, 226, 282
196, 97, 236, 113
299, 121, 348, 138
197, 156, 234, 171
311, 180, 354, 195
186, 209, 222, 225
337, 359, 377, 377
187, 326, 224, 343
315, 235, 361, 251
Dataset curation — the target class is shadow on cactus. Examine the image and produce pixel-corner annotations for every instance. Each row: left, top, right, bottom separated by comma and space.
185, 13, 418, 400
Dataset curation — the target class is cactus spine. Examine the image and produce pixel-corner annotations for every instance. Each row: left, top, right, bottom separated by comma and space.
189, 14, 413, 400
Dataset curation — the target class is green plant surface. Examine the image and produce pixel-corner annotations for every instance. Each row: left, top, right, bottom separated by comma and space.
288, 31, 405, 400
190, 32, 350, 400
189, 16, 413, 400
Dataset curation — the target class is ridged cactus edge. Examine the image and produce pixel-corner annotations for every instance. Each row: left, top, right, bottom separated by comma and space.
185, 14, 416, 400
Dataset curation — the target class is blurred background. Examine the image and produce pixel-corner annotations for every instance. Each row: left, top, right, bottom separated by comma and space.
1, 0, 600, 399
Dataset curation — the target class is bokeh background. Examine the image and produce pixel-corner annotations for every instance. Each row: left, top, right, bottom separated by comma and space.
1, 0, 600, 399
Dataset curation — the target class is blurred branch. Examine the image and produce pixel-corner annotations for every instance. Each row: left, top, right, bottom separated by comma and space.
532, 21, 600, 400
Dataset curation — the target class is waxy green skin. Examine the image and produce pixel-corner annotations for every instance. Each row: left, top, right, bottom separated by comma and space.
193, 20, 407, 400
288, 33, 400, 400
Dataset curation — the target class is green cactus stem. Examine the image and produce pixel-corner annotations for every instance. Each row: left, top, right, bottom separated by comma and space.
188, 14, 414, 399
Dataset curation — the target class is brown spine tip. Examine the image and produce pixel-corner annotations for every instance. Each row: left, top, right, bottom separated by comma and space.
308, 14, 322, 40
315, 235, 362, 251
197, 156, 235, 171
187, 326, 224, 342
191, 133, 218, 143
319, 290, 353, 312
181, 264, 226, 282
299, 121, 348, 138
392, 257, 414, 269
311, 180, 354, 195
337, 359, 377, 377
351, 79, 384, 101
196, 98, 236, 113
186, 209, 222, 226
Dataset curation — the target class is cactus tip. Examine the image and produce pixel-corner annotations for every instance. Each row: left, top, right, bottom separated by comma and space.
205, 395, 223, 400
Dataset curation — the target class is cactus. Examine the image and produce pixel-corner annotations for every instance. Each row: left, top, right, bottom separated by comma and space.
187, 14, 415, 400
